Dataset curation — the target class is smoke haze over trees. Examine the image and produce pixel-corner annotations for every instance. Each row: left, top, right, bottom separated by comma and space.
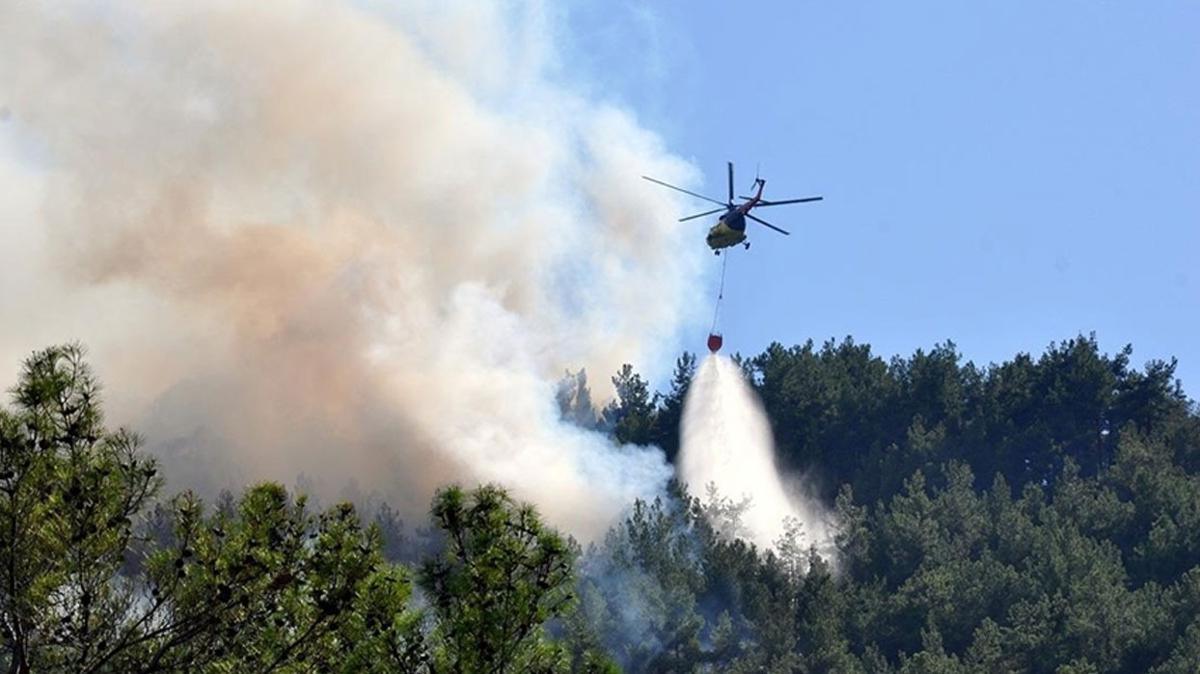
0, 0, 704, 539
4, 335, 1198, 672
2, 3, 1198, 672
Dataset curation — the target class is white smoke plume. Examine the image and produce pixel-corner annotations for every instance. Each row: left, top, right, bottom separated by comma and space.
680, 355, 836, 558
0, 1, 706, 538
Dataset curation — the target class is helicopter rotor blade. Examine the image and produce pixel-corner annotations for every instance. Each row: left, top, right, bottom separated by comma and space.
678, 207, 726, 222
641, 175, 727, 207
740, 196, 824, 206
727, 162, 734, 204
746, 212, 790, 235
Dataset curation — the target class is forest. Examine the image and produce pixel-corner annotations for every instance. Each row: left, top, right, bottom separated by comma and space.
3, 335, 1198, 673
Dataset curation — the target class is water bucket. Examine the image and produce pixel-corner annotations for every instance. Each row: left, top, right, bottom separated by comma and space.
707, 333, 723, 353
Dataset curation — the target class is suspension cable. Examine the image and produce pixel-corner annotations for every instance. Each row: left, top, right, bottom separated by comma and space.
710, 252, 729, 334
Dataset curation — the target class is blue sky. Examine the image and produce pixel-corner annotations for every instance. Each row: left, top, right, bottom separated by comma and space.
564, 2, 1199, 396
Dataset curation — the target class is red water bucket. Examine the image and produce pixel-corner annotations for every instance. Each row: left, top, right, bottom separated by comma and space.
707, 333, 723, 353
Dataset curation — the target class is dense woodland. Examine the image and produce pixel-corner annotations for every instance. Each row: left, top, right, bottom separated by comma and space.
3, 336, 1198, 673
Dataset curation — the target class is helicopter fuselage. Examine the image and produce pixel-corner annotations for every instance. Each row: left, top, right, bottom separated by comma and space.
707, 184, 763, 251
706, 209, 747, 250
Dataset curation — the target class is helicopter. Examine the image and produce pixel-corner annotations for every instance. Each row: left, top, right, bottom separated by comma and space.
642, 162, 822, 254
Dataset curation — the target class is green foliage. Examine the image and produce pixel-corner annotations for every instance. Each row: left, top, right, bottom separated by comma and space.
1, 346, 427, 673
737, 334, 1191, 506
568, 486, 807, 672
1149, 619, 1200, 674
602, 364, 660, 446
557, 369, 598, 430
128, 487, 427, 673
419, 484, 579, 673
579, 492, 708, 671
4, 345, 613, 674
1, 345, 159, 674
573, 334, 1198, 673
5, 335, 1199, 674
652, 353, 697, 463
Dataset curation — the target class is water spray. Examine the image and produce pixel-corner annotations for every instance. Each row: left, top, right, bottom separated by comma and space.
679, 354, 836, 560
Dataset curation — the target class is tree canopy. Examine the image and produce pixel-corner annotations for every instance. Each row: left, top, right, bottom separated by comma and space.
4, 336, 1198, 673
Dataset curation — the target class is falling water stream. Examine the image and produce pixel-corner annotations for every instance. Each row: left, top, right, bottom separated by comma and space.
679, 355, 835, 557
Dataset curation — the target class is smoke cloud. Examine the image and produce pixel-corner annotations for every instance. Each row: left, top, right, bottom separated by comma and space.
0, 1, 705, 538
680, 355, 836, 558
